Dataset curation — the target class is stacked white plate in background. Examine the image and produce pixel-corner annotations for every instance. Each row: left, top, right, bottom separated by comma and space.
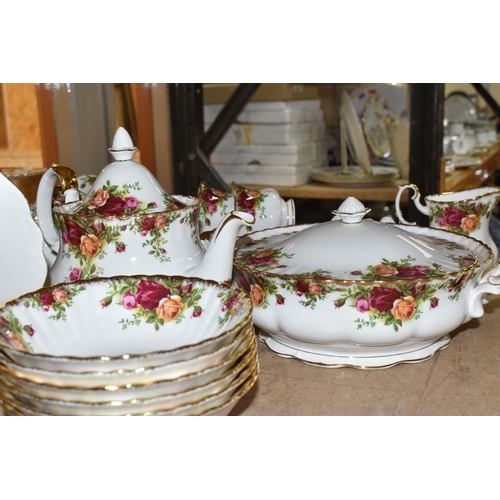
204, 100, 329, 187
0, 275, 258, 416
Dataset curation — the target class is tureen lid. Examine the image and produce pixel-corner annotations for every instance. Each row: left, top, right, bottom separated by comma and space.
72, 127, 186, 216
234, 197, 479, 281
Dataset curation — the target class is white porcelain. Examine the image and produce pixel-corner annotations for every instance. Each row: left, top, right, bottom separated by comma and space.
361, 94, 395, 160
395, 185, 500, 265
450, 133, 476, 155
35, 128, 254, 285
448, 122, 465, 135
0, 337, 256, 405
0, 173, 48, 306
196, 181, 295, 238
340, 91, 371, 174
349, 83, 409, 122
1, 359, 258, 416
0, 327, 254, 390
232, 197, 500, 368
445, 93, 478, 123
152, 362, 258, 416
0, 274, 253, 373
0, 348, 257, 415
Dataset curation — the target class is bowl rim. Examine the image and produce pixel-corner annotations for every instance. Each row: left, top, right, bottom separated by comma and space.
0, 274, 253, 362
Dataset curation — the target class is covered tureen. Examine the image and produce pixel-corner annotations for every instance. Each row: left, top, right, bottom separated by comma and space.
233, 197, 500, 368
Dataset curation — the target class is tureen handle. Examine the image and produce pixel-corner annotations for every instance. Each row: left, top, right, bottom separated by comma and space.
468, 266, 500, 318
395, 184, 429, 225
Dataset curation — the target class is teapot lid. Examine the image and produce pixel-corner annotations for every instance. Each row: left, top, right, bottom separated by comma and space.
73, 127, 186, 216
234, 197, 480, 281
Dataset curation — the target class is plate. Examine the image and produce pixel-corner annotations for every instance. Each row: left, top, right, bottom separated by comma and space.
445, 93, 478, 123
444, 155, 482, 171
350, 83, 409, 122
340, 91, 371, 174
310, 166, 396, 187
257, 329, 451, 369
0, 173, 47, 306
362, 94, 396, 160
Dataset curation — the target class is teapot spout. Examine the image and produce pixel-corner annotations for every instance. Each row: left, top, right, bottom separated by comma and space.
195, 210, 255, 283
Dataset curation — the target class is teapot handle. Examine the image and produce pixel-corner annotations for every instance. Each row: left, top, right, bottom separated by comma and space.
36, 164, 79, 253
395, 184, 429, 225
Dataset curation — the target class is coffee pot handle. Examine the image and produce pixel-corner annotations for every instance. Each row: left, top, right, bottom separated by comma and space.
395, 184, 429, 225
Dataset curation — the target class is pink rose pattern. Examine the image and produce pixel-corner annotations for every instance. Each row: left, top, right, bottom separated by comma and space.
429, 200, 495, 236
54, 203, 195, 281
198, 181, 231, 228
0, 278, 250, 351
234, 249, 478, 332
233, 184, 267, 233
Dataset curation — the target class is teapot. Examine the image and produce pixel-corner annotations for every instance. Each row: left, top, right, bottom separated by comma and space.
395, 184, 500, 266
36, 127, 255, 285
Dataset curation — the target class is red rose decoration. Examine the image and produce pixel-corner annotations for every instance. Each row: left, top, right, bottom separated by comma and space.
39, 291, 55, 308
142, 217, 156, 232
369, 287, 403, 313
65, 220, 86, 247
135, 280, 170, 310
396, 266, 429, 278
237, 192, 256, 211
96, 196, 127, 216
443, 207, 467, 228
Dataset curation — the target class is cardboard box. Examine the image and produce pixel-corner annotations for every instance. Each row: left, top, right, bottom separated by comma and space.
203, 83, 319, 104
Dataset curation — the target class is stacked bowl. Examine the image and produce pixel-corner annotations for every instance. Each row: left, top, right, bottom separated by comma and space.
0, 275, 258, 416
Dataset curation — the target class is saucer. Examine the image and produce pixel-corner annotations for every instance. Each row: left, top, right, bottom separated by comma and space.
257, 329, 451, 369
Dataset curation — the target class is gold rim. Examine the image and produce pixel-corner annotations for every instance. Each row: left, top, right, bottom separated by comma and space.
0, 328, 256, 401
0, 332, 257, 391
234, 224, 491, 284
263, 334, 451, 370
0, 344, 259, 416
0, 344, 258, 413
426, 187, 500, 204
0, 274, 254, 362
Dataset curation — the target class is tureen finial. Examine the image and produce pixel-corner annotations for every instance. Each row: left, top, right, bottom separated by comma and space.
332, 196, 371, 224
109, 127, 138, 161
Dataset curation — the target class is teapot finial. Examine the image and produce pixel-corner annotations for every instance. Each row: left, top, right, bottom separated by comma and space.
109, 127, 138, 161
332, 196, 371, 224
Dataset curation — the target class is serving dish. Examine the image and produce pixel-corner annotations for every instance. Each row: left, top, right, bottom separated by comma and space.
0, 173, 47, 306
0, 275, 253, 373
232, 197, 500, 368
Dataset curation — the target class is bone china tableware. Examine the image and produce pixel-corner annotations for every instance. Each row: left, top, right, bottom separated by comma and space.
395, 185, 500, 266
0, 173, 47, 306
35, 127, 254, 285
197, 181, 295, 237
232, 196, 500, 369
0, 275, 252, 373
